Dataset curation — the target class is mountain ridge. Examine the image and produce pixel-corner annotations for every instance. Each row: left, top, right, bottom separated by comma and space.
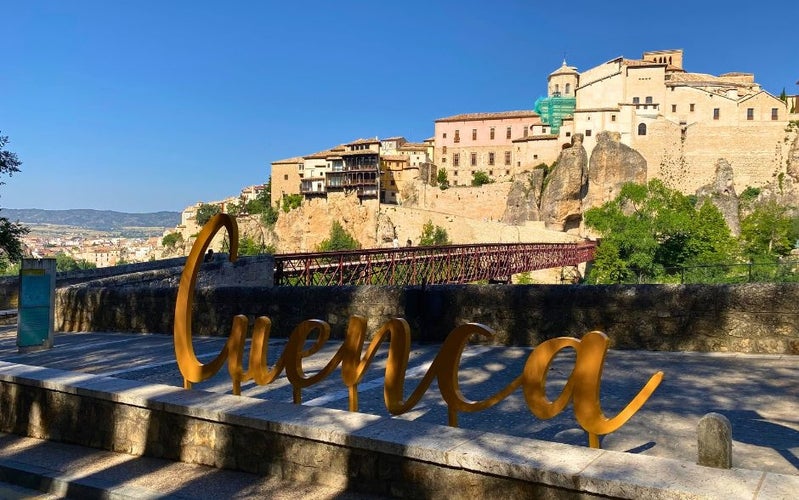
0, 208, 181, 232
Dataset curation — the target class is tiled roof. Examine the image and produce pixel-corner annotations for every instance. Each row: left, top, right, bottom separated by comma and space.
382, 136, 406, 142
341, 149, 379, 156
398, 142, 427, 150
435, 110, 538, 122
346, 137, 381, 146
271, 156, 303, 164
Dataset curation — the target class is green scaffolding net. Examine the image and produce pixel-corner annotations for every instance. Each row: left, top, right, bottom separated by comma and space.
533, 95, 576, 134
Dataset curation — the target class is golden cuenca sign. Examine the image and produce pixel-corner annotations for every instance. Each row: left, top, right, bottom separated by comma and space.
174, 214, 664, 448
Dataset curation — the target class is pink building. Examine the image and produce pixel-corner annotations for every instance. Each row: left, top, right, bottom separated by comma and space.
433, 111, 560, 186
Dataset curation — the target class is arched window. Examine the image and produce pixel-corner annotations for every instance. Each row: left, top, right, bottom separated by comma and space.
554, 84, 560, 94
638, 123, 647, 136
565, 83, 571, 95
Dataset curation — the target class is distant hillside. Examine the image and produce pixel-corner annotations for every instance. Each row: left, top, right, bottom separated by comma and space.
0, 208, 181, 232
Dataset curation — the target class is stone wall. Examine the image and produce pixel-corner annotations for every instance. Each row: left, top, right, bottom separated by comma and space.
55, 283, 799, 354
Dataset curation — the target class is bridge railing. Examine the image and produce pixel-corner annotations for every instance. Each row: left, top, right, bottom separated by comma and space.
273, 241, 596, 286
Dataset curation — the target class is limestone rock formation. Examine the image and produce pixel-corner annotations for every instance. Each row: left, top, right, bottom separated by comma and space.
583, 131, 647, 210
539, 134, 588, 231
500, 170, 543, 225
696, 159, 740, 236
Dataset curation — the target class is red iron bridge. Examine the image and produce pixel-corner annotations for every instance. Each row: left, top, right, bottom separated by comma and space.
273, 241, 596, 286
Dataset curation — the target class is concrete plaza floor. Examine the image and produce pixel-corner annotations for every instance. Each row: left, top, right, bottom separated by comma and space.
1, 324, 798, 477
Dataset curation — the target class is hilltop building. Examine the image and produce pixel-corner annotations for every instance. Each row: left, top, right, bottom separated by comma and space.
270, 48, 795, 208
271, 136, 433, 205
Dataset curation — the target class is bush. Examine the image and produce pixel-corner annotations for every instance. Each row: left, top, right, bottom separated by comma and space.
419, 220, 450, 246
317, 221, 360, 252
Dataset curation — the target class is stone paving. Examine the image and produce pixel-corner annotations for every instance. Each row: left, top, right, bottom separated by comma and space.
1, 324, 798, 476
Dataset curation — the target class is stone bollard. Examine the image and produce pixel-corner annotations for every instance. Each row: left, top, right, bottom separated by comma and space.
697, 412, 732, 468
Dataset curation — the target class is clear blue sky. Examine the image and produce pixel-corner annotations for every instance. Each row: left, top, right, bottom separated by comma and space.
2, 1, 797, 213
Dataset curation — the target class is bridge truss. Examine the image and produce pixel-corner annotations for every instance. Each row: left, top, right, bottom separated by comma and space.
273, 242, 596, 286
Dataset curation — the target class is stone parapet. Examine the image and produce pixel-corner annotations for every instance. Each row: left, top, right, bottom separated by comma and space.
0, 361, 795, 499
55, 283, 799, 354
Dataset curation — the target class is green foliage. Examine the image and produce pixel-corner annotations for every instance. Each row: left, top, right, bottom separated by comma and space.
238, 235, 275, 255
317, 221, 360, 252
436, 169, 449, 189
195, 203, 222, 226
55, 252, 96, 272
739, 186, 761, 205
471, 170, 492, 187
419, 220, 450, 246
515, 271, 534, 284
0, 132, 29, 268
243, 182, 279, 227
281, 194, 303, 213
584, 180, 737, 283
740, 200, 798, 259
161, 232, 183, 248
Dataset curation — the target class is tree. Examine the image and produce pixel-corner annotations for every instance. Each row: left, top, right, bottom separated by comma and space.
244, 181, 279, 227
317, 221, 360, 252
740, 200, 798, 259
238, 235, 275, 255
0, 132, 29, 272
471, 170, 492, 187
195, 203, 222, 226
281, 194, 303, 213
161, 232, 184, 248
419, 220, 450, 246
55, 252, 95, 272
584, 180, 737, 283
436, 169, 449, 190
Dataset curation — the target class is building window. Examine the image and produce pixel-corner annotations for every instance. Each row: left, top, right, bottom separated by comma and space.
585, 129, 592, 136
506, 127, 512, 139
472, 129, 477, 140
489, 170, 493, 176
645, 96, 653, 104
443, 132, 447, 139
565, 131, 571, 137
488, 152, 495, 165
772, 108, 779, 120
470, 153, 477, 166
542, 127, 547, 134
284, 174, 288, 180
453, 153, 459, 166
441, 157, 447, 163
505, 170, 510, 175
671, 104, 677, 112
454, 130, 460, 143
504, 151, 511, 165
633, 97, 640, 104
533, 154, 538, 159
747, 108, 754, 120
454, 170, 458, 177
490, 127, 495, 140
713, 108, 720, 120
523, 126, 528, 137
565, 83, 571, 95
611, 115, 616, 122
690, 103, 695, 112
442, 146, 447, 154
638, 123, 647, 135
554, 84, 559, 94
